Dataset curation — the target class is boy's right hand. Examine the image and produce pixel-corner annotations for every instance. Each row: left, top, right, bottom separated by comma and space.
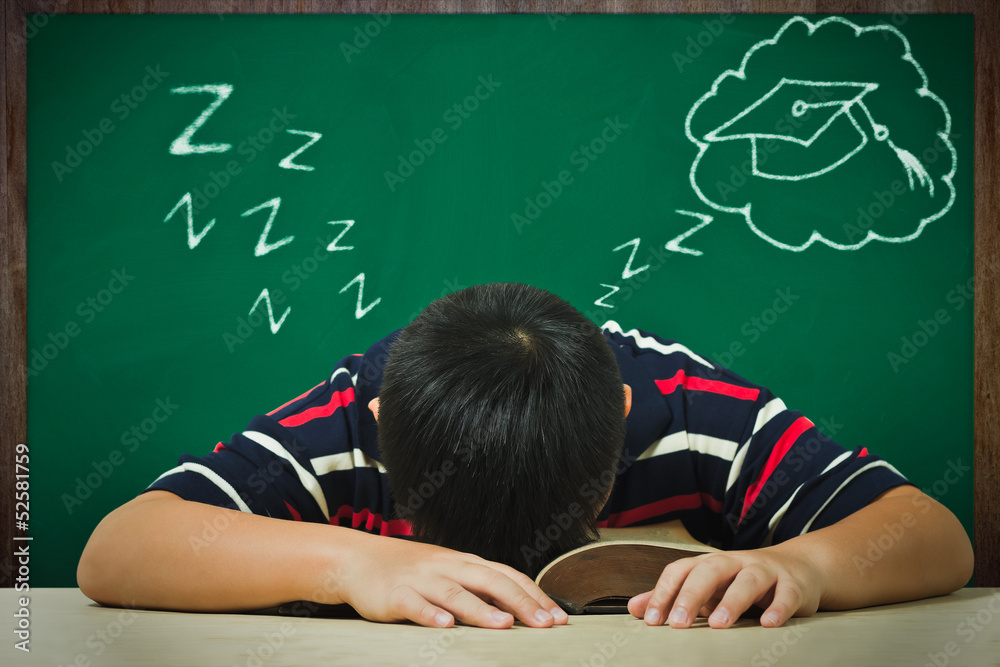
335, 534, 569, 629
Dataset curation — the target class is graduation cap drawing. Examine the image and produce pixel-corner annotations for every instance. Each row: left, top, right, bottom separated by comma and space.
703, 77, 933, 194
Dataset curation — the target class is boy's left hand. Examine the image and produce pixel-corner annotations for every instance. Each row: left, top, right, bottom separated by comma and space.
627, 547, 826, 629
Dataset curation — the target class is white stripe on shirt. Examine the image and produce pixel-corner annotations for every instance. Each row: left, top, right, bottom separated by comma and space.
330, 367, 353, 384
311, 450, 387, 475
726, 398, 788, 493
243, 430, 331, 520
602, 320, 713, 369
762, 450, 854, 544
151, 462, 252, 513
639, 431, 740, 462
799, 459, 903, 535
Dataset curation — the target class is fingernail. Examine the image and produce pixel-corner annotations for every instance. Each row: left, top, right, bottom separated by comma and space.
434, 612, 451, 627
763, 611, 781, 626
492, 610, 512, 623
710, 608, 730, 626
535, 609, 553, 623
550, 606, 568, 622
669, 607, 689, 625
644, 608, 660, 625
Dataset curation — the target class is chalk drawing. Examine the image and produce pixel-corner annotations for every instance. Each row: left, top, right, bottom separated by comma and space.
666, 210, 714, 256
168, 84, 234, 155
326, 220, 356, 251
279, 129, 323, 171
241, 197, 295, 257
340, 273, 381, 319
594, 284, 620, 309
163, 192, 216, 249
613, 238, 650, 279
249, 288, 291, 334
685, 16, 956, 251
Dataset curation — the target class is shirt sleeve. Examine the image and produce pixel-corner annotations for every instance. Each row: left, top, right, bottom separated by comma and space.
603, 321, 913, 550
143, 333, 406, 537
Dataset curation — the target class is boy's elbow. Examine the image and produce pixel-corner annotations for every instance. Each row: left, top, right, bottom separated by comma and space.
951, 522, 975, 590
77, 530, 116, 606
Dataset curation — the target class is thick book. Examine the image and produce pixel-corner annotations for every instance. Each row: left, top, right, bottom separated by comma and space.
534, 520, 719, 614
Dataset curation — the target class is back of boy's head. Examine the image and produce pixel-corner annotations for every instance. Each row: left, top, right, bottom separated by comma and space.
377, 282, 626, 578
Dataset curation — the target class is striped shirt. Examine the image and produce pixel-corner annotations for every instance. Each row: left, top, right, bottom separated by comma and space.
145, 321, 911, 550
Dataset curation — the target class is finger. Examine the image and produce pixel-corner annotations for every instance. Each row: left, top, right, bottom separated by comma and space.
642, 557, 702, 626
707, 566, 776, 629
427, 581, 516, 629
663, 557, 742, 629
455, 564, 557, 628
385, 585, 456, 629
759, 578, 813, 628
627, 590, 653, 618
482, 562, 569, 625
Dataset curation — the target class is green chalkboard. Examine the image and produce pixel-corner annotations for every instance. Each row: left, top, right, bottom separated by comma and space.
27, 14, 974, 586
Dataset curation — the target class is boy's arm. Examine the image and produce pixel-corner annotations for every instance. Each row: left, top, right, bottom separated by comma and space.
628, 485, 974, 628
78, 490, 567, 629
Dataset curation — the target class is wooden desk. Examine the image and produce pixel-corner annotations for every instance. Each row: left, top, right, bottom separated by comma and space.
3, 588, 999, 666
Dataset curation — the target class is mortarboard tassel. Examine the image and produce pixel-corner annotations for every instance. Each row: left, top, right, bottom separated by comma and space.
885, 138, 934, 197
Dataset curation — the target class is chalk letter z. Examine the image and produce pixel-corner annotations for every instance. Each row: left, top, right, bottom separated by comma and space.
340, 273, 381, 319
250, 288, 291, 334
169, 84, 234, 155
242, 197, 295, 257
164, 192, 215, 249
279, 130, 323, 171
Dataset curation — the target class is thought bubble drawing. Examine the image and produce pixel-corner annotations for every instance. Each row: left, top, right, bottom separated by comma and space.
685, 16, 956, 251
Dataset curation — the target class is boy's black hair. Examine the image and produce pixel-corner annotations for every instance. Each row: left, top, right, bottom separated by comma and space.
377, 282, 627, 578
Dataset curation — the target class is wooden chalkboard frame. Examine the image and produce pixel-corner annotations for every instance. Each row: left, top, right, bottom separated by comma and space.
2, 0, 997, 588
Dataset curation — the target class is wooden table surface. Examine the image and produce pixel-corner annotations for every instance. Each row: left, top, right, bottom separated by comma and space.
3, 588, 1000, 666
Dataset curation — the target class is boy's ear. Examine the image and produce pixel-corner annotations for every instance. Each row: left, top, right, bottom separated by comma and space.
369, 397, 380, 421
624, 384, 632, 418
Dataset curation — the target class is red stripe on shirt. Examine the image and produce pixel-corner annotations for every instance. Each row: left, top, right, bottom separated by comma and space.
859, 447, 869, 457
267, 382, 326, 416
740, 416, 814, 521
329, 505, 412, 536
279, 387, 356, 428
213, 442, 226, 453
655, 370, 760, 402
596, 492, 723, 528
284, 501, 302, 521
